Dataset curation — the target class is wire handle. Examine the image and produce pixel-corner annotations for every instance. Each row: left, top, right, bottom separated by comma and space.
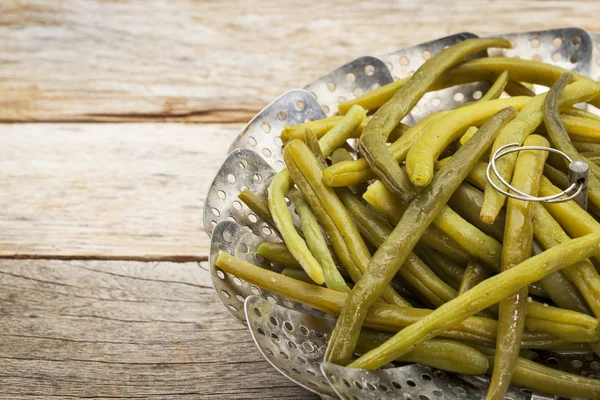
486, 143, 589, 209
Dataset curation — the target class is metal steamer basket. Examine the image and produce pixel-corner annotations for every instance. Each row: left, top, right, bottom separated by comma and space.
204, 28, 600, 399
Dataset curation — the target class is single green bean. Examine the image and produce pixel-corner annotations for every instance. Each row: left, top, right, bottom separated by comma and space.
268, 169, 325, 284
458, 259, 489, 295
257, 242, 300, 267
360, 38, 511, 201
326, 107, 517, 366
487, 134, 547, 400
504, 81, 536, 97
290, 191, 350, 293
479, 70, 509, 102
562, 114, 600, 143
238, 188, 275, 228
281, 267, 314, 283
350, 232, 600, 370
303, 128, 327, 168
574, 141, 600, 153
414, 245, 465, 290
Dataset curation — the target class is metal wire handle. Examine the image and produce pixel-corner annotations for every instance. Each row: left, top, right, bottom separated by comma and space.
486, 143, 589, 208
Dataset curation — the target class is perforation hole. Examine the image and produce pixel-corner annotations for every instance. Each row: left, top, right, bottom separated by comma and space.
232, 276, 242, 286
572, 35, 582, 46
392, 381, 402, 389
283, 300, 294, 308
240, 243, 248, 253
271, 333, 279, 342
433, 390, 443, 397
406, 379, 416, 387
209, 220, 217, 229
570, 55, 579, 64
306, 370, 316, 376
472, 90, 482, 100
274, 136, 283, 146
228, 304, 237, 312
267, 295, 277, 304
354, 87, 363, 97
346, 73, 356, 83
372, 83, 380, 90
211, 208, 220, 217
252, 173, 262, 183
220, 290, 230, 298
261, 122, 271, 133
552, 52, 562, 62
262, 148, 272, 157
250, 285, 261, 295
337, 96, 347, 104
248, 214, 258, 223
419, 396, 429, 400
283, 321, 293, 331
379, 383, 389, 392
313, 329, 324, 338
257, 327, 265, 336
217, 190, 226, 200
287, 341, 297, 349
222, 230, 232, 242
216, 269, 225, 279
547, 357, 559, 365
233, 201, 242, 211
299, 325, 309, 336
571, 359, 583, 368
452, 387, 466, 395
400, 56, 409, 66
422, 50, 432, 60
354, 381, 363, 390
262, 226, 272, 235
343, 379, 351, 387
552, 37, 562, 47
432, 98, 441, 107
322, 105, 330, 114
280, 351, 289, 359
421, 373, 432, 381
226, 174, 236, 184
235, 294, 244, 302
302, 342, 314, 352
276, 160, 285, 170
297, 356, 307, 365
453, 92, 465, 102
532, 55, 543, 62
248, 136, 257, 146
295, 100, 305, 111
327, 82, 336, 92
278, 111, 287, 121
264, 348, 272, 356
530, 38, 541, 48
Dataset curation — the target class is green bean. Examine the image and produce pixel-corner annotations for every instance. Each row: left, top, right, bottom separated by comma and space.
349, 232, 600, 370
290, 191, 351, 293
507, 356, 600, 398
257, 242, 300, 267
458, 259, 489, 295
406, 96, 530, 188
543, 163, 569, 189
562, 114, 600, 143
357, 331, 489, 375
487, 134, 547, 400
563, 106, 600, 123
504, 81, 536, 97
338, 77, 410, 115
360, 38, 511, 201
326, 107, 517, 366
583, 151, 600, 165
364, 180, 502, 270
533, 203, 600, 317
481, 79, 600, 223
574, 141, 600, 153
281, 267, 314, 283
479, 70, 509, 102
303, 128, 327, 168
323, 110, 449, 187
437, 57, 600, 109
363, 181, 470, 265
281, 115, 366, 143
284, 140, 409, 306
215, 251, 569, 347
268, 169, 325, 284
414, 245, 465, 290
448, 183, 505, 242
238, 188, 275, 228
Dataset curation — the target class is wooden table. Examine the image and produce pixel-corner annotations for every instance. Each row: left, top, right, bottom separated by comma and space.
1, 1, 600, 398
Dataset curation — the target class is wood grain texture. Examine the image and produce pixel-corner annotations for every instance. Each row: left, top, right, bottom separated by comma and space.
0, 123, 240, 260
0, 258, 317, 399
2, 0, 600, 122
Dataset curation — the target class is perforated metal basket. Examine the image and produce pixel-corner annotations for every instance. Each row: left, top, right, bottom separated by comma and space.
204, 28, 600, 399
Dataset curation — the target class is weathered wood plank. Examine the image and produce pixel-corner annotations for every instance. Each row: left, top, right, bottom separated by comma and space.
0, 259, 318, 399
0, 123, 240, 259
2, 0, 600, 122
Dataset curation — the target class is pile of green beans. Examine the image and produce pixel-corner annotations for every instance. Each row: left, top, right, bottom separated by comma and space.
216, 39, 600, 399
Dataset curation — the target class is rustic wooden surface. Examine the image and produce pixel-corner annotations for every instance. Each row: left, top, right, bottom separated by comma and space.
1, 0, 600, 398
